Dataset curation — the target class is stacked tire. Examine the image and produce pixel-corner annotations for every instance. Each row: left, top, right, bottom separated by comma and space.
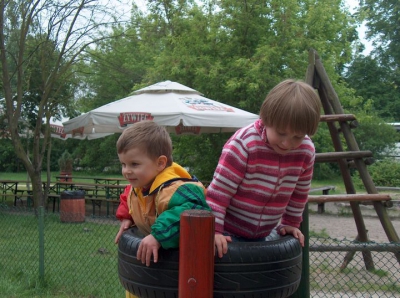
118, 227, 302, 298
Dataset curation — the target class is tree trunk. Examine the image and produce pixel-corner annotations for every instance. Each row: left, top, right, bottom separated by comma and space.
30, 173, 45, 209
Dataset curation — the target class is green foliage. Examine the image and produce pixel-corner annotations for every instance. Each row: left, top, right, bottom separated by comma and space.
312, 125, 335, 154
76, 24, 150, 111
354, 159, 400, 188
345, 1, 400, 123
4, 0, 397, 181
71, 0, 366, 176
309, 228, 330, 238
73, 135, 120, 173
313, 163, 340, 181
57, 150, 73, 172
311, 124, 340, 180
370, 269, 389, 278
362, 0, 400, 70
345, 55, 400, 120
172, 133, 229, 182
352, 113, 398, 158
0, 139, 24, 172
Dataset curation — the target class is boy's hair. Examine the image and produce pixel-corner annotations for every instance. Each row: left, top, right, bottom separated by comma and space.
259, 79, 321, 136
116, 120, 173, 166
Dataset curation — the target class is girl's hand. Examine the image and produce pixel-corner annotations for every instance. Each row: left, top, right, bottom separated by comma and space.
279, 226, 305, 247
214, 233, 232, 258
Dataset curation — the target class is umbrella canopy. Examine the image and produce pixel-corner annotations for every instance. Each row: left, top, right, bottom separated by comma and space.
49, 116, 112, 140
63, 81, 259, 136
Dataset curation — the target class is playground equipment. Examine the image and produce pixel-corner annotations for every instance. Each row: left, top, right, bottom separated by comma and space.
118, 210, 302, 297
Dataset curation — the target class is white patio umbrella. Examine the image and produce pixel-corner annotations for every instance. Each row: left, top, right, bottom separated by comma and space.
49, 116, 113, 140
63, 81, 259, 136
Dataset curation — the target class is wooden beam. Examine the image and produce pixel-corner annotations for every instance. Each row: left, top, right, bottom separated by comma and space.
308, 194, 391, 203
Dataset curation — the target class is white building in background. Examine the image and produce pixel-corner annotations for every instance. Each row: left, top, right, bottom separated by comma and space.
388, 123, 400, 160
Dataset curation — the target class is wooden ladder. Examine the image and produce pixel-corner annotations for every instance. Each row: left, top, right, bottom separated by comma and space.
306, 49, 400, 269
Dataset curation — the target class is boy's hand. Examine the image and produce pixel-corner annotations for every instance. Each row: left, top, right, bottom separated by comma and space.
114, 219, 133, 244
279, 226, 305, 247
214, 233, 232, 258
137, 234, 161, 267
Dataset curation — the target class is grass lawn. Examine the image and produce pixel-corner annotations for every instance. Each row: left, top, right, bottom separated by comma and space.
0, 210, 123, 297
0, 171, 124, 183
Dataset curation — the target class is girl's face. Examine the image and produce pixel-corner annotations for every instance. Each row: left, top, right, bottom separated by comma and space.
265, 126, 305, 155
118, 147, 166, 189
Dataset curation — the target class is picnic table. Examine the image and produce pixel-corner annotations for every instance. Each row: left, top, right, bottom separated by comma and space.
56, 175, 125, 184
43, 181, 127, 216
0, 178, 126, 216
0, 179, 22, 203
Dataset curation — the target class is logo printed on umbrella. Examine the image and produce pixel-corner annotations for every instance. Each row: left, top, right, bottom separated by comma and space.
72, 127, 84, 138
50, 125, 67, 139
118, 113, 154, 127
180, 97, 234, 112
174, 123, 201, 135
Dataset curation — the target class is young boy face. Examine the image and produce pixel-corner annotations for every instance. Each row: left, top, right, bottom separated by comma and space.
118, 147, 165, 189
266, 126, 305, 155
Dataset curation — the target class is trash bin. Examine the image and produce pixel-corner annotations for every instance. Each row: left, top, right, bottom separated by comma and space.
60, 190, 85, 223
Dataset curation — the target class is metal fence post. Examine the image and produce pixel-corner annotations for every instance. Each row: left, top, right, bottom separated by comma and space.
289, 202, 310, 298
38, 206, 45, 283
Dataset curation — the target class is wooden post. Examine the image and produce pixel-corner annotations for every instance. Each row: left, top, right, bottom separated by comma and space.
179, 210, 214, 298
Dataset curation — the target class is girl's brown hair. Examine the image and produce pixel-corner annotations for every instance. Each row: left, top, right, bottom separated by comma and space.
259, 79, 321, 136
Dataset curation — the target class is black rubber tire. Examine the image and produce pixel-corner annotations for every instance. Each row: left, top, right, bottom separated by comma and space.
118, 227, 302, 298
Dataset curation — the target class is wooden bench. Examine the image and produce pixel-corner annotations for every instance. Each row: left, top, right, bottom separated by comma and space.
1, 193, 23, 205
2, 191, 60, 212
309, 186, 336, 213
0, 191, 32, 206
376, 186, 400, 192
308, 193, 393, 213
85, 197, 119, 217
24, 191, 60, 212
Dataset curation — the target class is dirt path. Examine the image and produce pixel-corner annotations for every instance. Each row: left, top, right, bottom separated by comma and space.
308, 202, 400, 242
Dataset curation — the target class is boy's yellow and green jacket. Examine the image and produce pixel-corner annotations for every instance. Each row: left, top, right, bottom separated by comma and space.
116, 162, 210, 249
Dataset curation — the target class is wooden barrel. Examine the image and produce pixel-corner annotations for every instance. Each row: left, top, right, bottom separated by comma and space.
60, 190, 85, 223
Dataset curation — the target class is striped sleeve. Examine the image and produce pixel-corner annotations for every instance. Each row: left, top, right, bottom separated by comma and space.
206, 129, 250, 234
279, 142, 315, 229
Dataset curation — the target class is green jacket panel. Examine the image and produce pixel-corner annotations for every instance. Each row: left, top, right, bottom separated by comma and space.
151, 182, 211, 249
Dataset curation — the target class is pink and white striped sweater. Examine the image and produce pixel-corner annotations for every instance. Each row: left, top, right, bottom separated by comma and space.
206, 119, 315, 239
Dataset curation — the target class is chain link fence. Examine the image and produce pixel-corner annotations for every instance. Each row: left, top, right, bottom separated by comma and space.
1, 204, 399, 297
0, 204, 124, 297
309, 237, 400, 298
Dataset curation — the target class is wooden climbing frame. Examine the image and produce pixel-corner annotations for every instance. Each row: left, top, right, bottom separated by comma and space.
305, 49, 400, 270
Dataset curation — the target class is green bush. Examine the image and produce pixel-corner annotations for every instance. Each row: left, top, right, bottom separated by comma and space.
313, 163, 340, 180
354, 158, 400, 188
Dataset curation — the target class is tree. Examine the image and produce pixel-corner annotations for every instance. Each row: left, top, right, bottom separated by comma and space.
0, 0, 126, 208
344, 1, 400, 122
144, 0, 359, 177
362, 0, 400, 70
72, 0, 361, 179
345, 55, 400, 120
352, 111, 398, 159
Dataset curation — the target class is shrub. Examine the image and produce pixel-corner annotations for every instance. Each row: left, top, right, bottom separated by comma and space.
354, 158, 400, 188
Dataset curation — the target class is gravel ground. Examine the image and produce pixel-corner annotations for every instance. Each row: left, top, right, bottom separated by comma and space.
308, 200, 400, 242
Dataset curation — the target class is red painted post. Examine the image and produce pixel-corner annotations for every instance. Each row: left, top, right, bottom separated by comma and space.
179, 210, 214, 298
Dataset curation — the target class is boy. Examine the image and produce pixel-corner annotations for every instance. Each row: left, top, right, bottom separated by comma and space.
114, 121, 210, 268
206, 79, 322, 258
